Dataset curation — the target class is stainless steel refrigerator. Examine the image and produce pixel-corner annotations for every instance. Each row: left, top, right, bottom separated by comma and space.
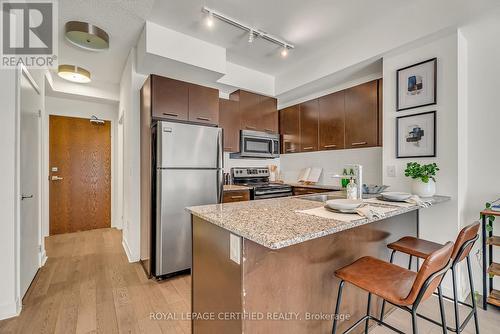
154, 121, 223, 277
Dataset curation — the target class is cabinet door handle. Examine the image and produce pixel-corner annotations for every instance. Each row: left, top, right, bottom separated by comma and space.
245, 125, 256, 130
323, 144, 337, 148
163, 113, 179, 117
224, 146, 233, 150
264, 128, 274, 133
351, 142, 367, 146
302, 147, 314, 150
286, 149, 296, 153
196, 117, 211, 121
231, 195, 244, 199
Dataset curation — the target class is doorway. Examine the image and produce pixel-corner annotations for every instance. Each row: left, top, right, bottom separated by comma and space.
49, 115, 111, 235
19, 68, 42, 298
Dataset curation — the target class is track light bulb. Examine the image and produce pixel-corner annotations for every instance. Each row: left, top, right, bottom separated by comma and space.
281, 46, 288, 57
206, 11, 214, 28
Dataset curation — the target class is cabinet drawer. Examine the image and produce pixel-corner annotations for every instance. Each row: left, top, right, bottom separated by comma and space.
223, 190, 250, 203
292, 187, 331, 196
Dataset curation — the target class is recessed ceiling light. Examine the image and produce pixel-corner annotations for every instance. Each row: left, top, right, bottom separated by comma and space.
58, 65, 91, 83
65, 21, 109, 51
205, 11, 214, 28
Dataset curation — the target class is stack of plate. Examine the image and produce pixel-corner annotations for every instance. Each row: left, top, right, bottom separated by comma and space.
379, 192, 412, 202
325, 199, 364, 214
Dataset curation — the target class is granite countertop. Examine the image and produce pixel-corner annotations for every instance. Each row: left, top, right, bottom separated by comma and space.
223, 184, 251, 191
187, 193, 450, 250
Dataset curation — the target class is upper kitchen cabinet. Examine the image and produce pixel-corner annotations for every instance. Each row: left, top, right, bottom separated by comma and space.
219, 99, 240, 152
299, 99, 319, 152
151, 75, 189, 121
188, 84, 219, 125
345, 80, 379, 149
318, 90, 345, 150
279, 105, 300, 154
230, 90, 278, 133
260, 95, 278, 133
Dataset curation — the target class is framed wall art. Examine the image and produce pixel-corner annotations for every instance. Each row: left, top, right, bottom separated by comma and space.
397, 58, 437, 111
396, 111, 436, 158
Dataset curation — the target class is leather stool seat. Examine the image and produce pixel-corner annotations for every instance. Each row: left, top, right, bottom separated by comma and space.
388, 236, 443, 259
336, 256, 416, 306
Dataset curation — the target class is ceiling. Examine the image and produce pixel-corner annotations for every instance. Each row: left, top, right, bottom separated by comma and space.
148, 0, 411, 76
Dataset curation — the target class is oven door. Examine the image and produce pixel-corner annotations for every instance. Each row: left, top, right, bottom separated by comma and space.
241, 136, 274, 158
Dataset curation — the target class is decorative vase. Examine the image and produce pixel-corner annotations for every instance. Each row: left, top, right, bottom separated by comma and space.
411, 179, 436, 197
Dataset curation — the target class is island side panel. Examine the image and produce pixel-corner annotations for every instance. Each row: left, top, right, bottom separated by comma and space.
192, 216, 243, 333
242, 211, 418, 334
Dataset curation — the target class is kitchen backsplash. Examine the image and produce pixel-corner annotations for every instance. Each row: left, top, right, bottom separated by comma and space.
279, 147, 383, 186
223, 152, 280, 173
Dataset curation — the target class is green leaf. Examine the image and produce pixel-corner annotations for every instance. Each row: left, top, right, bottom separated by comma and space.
486, 202, 492, 209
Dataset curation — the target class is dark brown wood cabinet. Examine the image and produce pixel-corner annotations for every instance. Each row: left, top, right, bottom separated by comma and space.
188, 84, 219, 125
260, 95, 278, 133
292, 187, 331, 196
318, 90, 345, 150
223, 189, 250, 203
345, 80, 378, 149
230, 90, 278, 133
377, 78, 383, 146
219, 99, 240, 152
279, 105, 300, 154
151, 75, 189, 121
299, 99, 319, 152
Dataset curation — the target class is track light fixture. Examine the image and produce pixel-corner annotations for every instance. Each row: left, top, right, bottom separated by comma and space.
201, 6, 294, 56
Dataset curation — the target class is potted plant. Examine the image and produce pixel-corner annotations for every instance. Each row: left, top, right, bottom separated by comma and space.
404, 162, 439, 197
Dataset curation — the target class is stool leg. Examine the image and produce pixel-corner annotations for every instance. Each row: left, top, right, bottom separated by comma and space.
365, 292, 372, 334
451, 265, 460, 333
438, 284, 447, 334
380, 250, 396, 323
411, 308, 419, 334
408, 255, 413, 270
466, 255, 480, 334
332, 280, 345, 334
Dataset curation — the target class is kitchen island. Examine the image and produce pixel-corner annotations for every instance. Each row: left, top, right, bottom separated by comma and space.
187, 193, 449, 334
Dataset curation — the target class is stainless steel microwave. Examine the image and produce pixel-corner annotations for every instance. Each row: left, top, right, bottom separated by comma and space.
231, 130, 280, 159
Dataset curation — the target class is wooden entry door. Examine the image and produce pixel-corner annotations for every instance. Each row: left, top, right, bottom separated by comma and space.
49, 115, 111, 235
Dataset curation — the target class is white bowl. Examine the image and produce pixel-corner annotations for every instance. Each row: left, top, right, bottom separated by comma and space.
380, 192, 412, 202
325, 199, 364, 211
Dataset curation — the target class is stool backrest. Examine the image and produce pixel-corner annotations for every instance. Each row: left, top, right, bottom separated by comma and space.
404, 241, 454, 305
452, 222, 480, 263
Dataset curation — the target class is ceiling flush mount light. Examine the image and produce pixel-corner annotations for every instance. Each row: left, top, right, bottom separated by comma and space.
205, 11, 214, 28
58, 64, 91, 83
65, 21, 109, 51
201, 6, 294, 56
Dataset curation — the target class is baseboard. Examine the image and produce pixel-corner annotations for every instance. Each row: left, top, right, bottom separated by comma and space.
122, 237, 139, 263
0, 298, 21, 321
40, 249, 47, 266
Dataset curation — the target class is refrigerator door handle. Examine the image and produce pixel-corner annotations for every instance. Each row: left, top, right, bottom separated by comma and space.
217, 169, 224, 204
217, 128, 223, 169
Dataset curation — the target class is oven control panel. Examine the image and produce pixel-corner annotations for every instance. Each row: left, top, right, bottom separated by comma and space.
232, 167, 270, 178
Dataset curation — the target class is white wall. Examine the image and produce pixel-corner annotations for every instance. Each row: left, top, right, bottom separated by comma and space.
223, 153, 280, 174
382, 33, 466, 297
119, 49, 147, 262
0, 69, 19, 319
280, 148, 382, 186
460, 11, 500, 293
43, 96, 120, 236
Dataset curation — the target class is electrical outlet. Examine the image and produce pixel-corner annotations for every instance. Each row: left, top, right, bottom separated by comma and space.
386, 165, 396, 177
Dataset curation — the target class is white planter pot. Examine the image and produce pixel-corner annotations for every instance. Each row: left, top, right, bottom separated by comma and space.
412, 179, 436, 198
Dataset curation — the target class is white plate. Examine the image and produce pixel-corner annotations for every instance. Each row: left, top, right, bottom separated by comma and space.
380, 192, 412, 202
325, 199, 364, 211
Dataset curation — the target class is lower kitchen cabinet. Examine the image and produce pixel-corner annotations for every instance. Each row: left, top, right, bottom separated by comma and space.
292, 187, 331, 196
223, 190, 250, 203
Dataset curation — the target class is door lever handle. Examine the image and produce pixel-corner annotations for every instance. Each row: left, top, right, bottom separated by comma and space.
21, 194, 33, 200
51, 176, 63, 181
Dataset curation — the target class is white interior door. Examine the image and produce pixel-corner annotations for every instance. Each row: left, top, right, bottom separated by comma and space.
19, 69, 41, 297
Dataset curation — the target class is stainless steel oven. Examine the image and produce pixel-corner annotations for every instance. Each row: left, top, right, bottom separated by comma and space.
235, 130, 279, 159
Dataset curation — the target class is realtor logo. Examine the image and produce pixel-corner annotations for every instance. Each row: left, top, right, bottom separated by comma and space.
1, 0, 58, 68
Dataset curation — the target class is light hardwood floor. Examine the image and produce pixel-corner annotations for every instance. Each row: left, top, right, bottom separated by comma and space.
0, 228, 498, 334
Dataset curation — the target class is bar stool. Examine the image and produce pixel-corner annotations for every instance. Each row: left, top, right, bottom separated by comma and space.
332, 241, 454, 334
381, 222, 480, 334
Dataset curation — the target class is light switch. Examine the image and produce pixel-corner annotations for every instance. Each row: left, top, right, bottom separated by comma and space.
386, 165, 396, 177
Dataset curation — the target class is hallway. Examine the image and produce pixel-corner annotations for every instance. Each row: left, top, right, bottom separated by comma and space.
0, 229, 191, 334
